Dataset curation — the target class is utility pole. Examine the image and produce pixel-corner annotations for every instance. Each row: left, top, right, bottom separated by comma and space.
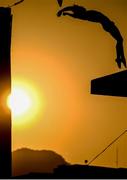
0, 7, 12, 178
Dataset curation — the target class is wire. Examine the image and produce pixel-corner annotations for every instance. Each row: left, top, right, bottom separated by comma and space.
88, 130, 127, 165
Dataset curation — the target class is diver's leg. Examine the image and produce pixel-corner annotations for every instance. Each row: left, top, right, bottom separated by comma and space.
115, 41, 122, 68
115, 41, 126, 68
119, 41, 126, 67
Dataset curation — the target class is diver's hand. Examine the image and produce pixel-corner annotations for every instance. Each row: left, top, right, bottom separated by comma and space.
57, 11, 72, 17
57, 5, 86, 18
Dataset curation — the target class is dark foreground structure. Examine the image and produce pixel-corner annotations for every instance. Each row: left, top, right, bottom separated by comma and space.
13, 164, 127, 179
0, 8, 12, 178
91, 70, 127, 97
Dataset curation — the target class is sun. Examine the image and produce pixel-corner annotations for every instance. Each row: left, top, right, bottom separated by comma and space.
7, 80, 42, 126
7, 87, 32, 117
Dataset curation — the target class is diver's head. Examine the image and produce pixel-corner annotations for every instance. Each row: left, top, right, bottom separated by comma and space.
57, 10, 63, 17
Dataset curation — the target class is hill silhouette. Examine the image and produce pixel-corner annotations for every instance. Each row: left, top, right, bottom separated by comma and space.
12, 148, 127, 178
12, 148, 69, 177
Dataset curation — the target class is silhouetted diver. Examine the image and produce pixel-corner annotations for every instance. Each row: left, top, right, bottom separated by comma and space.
57, 5, 126, 68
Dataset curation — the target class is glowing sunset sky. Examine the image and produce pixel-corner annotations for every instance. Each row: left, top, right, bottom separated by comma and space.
1, 0, 127, 167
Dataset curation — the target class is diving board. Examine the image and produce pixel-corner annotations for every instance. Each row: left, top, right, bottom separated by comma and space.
91, 70, 127, 97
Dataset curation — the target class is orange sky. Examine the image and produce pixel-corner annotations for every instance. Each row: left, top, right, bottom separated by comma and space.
1, 0, 127, 167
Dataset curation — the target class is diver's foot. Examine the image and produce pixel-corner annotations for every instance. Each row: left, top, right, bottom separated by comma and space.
115, 58, 121, 68
115, 58, 127, 68
122, 57, 127, 68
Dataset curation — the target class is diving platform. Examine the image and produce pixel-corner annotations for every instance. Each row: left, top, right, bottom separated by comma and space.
91, 70, 127, 97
